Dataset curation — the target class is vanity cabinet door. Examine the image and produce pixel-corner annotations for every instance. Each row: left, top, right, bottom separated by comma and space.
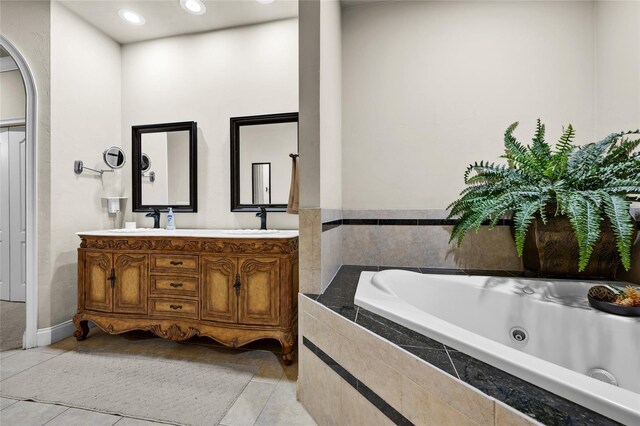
238, 257, 280, 326
113, 254, 148, 314
201, 256, 237, 323
84, 252, 113, 313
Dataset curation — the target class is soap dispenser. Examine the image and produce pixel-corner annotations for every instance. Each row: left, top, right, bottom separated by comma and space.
166, 207, 176, 230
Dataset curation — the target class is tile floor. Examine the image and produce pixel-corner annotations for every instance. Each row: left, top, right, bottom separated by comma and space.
0, 330, 315, 426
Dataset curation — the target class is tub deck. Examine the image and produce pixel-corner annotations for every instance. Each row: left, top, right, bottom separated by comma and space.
304, 265, 623, 426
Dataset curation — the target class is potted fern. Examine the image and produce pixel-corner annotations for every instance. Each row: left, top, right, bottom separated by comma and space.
447, 120, 639, 279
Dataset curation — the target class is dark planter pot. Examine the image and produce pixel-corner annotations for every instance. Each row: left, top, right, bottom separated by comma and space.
519, 210, 637, 280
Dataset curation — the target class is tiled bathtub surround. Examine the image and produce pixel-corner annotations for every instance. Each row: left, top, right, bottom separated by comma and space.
321, 209, 343, 291
320, 209, 640, 278
299, 208, 322, 294
299, 208, 345, 293
326, 209, 523, 270
299, 266, 620, 426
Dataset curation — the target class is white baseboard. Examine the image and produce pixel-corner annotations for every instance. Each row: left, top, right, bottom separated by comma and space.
36, 320, 76, 346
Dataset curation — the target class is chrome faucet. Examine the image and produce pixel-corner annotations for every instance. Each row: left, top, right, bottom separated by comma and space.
145, 208, 161, 229
256, 207, 267, 230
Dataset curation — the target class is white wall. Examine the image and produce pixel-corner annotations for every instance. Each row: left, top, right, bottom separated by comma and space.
48, 1, 122, 328
121, 18, 299, 229
597, 0, 640, 282
341, 0, 597, 210
0, 0, 53, 328
0, 70, 25, 120
595, 0, 640, 137
299, 0, 321, 209
320, 0, 342, 210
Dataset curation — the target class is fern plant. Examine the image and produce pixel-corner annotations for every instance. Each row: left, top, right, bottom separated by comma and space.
447, 120, 640, 271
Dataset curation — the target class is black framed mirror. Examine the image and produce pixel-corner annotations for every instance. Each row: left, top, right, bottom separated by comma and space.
132, 121, 197, 213
231, 112, 298, 212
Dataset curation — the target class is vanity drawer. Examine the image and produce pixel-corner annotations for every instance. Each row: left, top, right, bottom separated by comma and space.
149, 298, 198, 319
150, 276, 198, 297
150, 255, 199, 274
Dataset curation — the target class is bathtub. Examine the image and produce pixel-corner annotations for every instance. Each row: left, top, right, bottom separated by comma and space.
354, 270, 640, 425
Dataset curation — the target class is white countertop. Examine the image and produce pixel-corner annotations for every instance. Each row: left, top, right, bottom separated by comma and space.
77, 229, 299, 239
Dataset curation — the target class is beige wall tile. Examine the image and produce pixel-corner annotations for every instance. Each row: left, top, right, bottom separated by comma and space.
402, 376, 479, 426
495, 401, 541, 426
321, 208, 343, 222
424, 226, 522, 271
342, 225, 381, 265
299, 346, 342, 425
338, 319, 391, 364
300, 295, 332, 327
340, 380, 395, 426
300, 208, 322, 293
379, 225, 427, 267
299, 208, 321, 270
302, 313, 342, 363
321, 226, 342, 291
299, 269, 321, 295
340, 334, 402, 411
300, 294, 355, 337
396, 345, 494, 425
342, 209, 449, 219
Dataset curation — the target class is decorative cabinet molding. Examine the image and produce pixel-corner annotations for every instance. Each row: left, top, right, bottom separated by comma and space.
80, 236, 299, 255
74, 234, 299, 364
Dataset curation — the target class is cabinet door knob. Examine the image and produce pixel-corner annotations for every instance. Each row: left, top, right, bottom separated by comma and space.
169, 305, 183, 310
169, 282, 183, 288
169, 261, 183, 266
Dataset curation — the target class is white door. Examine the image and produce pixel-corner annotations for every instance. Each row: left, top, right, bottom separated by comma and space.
0, 126, 26, 302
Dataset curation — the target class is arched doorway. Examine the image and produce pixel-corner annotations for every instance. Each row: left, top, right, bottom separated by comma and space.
0, 35, 38, 349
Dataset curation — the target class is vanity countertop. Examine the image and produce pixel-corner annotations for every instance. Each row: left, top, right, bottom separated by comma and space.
77, 229, 299, 239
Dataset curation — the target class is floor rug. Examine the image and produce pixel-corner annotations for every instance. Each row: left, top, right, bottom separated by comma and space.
0, 345, 258, 425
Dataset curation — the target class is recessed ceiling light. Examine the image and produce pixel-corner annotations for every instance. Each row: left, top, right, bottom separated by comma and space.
180, 0, 207, 15
118, 9, 145, 25
256, 0, 275, 4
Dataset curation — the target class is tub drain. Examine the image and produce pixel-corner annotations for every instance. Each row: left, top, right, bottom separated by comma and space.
587, 368, 618, 386
509, 326, 528, 343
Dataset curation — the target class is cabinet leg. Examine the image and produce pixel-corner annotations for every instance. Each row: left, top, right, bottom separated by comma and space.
281, 332, 296, 366
73, 316, 89, 341
282, 351, 294, 366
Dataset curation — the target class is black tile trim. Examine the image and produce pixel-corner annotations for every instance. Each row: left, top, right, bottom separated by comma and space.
322, 217, 640, 233
379, 219, 418, 226
302, 337, 414, 426
321, 219, 343, 232
324, 217, 640, 229
342, 218, 379, 225
337, 218, 513, 226
417, 219, 459, 226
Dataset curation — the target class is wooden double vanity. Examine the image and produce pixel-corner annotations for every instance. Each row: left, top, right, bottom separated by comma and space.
73, 230, 299, 364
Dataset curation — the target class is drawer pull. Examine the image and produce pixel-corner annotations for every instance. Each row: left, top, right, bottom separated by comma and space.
169, 282, 183, 288
169, 304, 183, 310
169, 261, 183, 266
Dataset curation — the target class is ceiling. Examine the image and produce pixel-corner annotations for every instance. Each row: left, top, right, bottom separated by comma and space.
59, 0, 298, 44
